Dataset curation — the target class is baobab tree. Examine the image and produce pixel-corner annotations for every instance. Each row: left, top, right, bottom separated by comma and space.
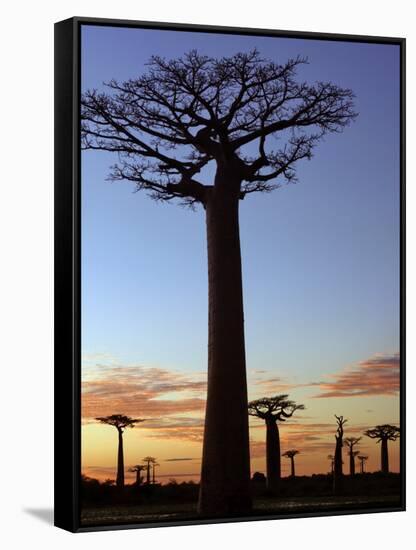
129, 464, 145, 486
282, 449, 300, 477
143, 456, 157, 485
82, 50, 356, 515
96, 414, 145, 489
248, 395, 305, 493
364, 424, 400, 473
343, 436, 362, 476
357, 455, 368, 474
333, 415, 347, 494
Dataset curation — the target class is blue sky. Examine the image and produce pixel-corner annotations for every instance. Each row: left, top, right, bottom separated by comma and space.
81, 24, 400, 382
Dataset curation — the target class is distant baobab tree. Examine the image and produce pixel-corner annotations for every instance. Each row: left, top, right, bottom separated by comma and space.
327, 454, 335, 474
248, 395, 305, 493
358, 455, 369, 474
143, 456, 157, 485
82, 50, 356, 515
129, 464, 146, 486
364, 424, 400, 473
343, 436, 362, 476
96, 414, 145, 489
282, 449, 300, 477
333, 415, 347, 494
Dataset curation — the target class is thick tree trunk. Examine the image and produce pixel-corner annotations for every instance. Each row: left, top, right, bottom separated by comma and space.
152, 465, 155, 484
381, 439, 389, 473
116, 429, 124, 489
146, 463, 151, 485
198, 182, 252, 516
136, 470, 141, 485
349, 452, 355, 476
290, 456, 295, 477
266, 419, 280, 493
333, 440, 343, 494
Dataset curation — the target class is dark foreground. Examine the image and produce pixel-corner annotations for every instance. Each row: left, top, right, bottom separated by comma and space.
81, 494, 401, 527
80, 473, 402, 527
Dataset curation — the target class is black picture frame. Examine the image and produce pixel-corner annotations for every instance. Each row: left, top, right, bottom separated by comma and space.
54, 16, 406, 533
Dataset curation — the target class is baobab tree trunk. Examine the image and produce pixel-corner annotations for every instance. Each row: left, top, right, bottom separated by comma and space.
146, 463, 151, 485
265, 419, 280, 492
136, 470, 141, 485
116, 429, 124, 489
333, 441, 343, 494
290, 456, 295, 477
349, 452, 355, 476
381, 439, 389, 473
198, 181, 252, 516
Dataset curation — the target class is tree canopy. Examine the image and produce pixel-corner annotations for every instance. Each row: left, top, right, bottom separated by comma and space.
81, 49, 356, 207
248, 394, 305, 421
95, 414, 145, 431
364, 424, 400, 442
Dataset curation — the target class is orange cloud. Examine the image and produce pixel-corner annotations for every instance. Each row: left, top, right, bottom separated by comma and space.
313, 353, 400, 398
82, 365, 206, 420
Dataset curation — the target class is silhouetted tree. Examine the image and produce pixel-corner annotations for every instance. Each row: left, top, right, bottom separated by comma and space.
364, 425, 400, 473
82, 50, 356, 515
327, 454, 335, 474
282, 449, 300, 477
248, 395, 305, 492
129, 464, 145, 486
96, 414, 145, 489
358, 454, 368, 474
333, 415, 347, 494
143, 456, 157, 485
343, 436, 362, 476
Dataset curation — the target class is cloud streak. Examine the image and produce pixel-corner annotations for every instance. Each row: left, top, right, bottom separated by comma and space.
313, 353, 400, 398
82, 365, 206, 419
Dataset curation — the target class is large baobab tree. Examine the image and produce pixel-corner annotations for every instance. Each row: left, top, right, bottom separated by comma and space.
129, 464, 145, 486
333, 415, 347, 494
364, 425, 400, 474
82, 50, 356, 515
143, 456, 157, 485
96, 414, 145, 489
248, 395, 305, 493
282, 449, 299, 477
357, 455, 368, 474
343, 436, 361, 476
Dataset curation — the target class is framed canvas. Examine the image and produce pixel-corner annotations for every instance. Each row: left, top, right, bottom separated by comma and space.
54, 16, 405, 532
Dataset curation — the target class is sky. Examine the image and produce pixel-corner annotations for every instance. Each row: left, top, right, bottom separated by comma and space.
80, 24, 401, 483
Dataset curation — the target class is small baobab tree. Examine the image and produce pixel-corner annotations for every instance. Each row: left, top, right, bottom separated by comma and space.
82, 50, 356, 515
248, 395, 305, 493
364, 424, 400, 473
282, 449, 300, 477
129, 464, 146, 486
358, 455, 368, 474
143, 456, 157, 485
333, 415, 347, 494
343, 436, 362, 476
96, 414, 145, 489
